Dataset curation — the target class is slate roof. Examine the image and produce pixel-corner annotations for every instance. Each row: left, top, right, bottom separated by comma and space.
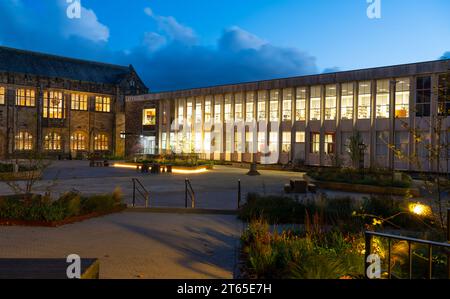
0, 46, 134, 85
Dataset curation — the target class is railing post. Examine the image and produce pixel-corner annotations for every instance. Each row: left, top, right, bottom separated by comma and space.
364, 232, 372, 279
238, 180, 241, 209
185, 179, 188, 208
132, 179, 136, 208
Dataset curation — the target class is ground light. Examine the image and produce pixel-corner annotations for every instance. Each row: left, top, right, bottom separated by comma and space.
408, 202, 432, 217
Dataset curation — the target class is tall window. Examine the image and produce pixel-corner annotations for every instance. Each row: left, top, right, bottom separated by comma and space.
325, 85, 336, 120
395, 78, 410, 118
224, 95, 232, 123
0, 86, 5, 105
341, 83, 354, 120
257, 91, 267, 121
295, 87, 306, 121
95, 96, 111, 112
195, 100, 202, 124
94, 134, 109, 151
438, 73, 450, 116
310, 86, 321, 121
43, 91, 64, 119
282, 132, 291, 153
324, 133, 335, 154
358, 81, 371, 119
282, 88, 292, 121
16, 88, 35, 107
269, 90, 279, 122
416, 76, 431, 117
214, 95, 222, 123
310, 132, 320, 154
186, 100, 193, 125
235, 93, 243, 122
376, 131, 389, 156
71, 94, 88, 111
142, 108, 156, 125
15, 131, 33, 151
71, 132, 87, 151
204, 98, 211, 123
44, 132, 62, 151
246, 93, 254, 122
376, 80, 390, 118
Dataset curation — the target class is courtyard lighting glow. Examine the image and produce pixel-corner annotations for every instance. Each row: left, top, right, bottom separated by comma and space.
409, 202, 431, 217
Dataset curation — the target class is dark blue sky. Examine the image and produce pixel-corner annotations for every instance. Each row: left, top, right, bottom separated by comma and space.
1, 0, 449, 91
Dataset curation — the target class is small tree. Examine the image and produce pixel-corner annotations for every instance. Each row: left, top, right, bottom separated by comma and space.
347, 131, 367, 170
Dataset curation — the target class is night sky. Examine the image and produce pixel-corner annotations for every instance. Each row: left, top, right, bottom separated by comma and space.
1, 0, 449, 91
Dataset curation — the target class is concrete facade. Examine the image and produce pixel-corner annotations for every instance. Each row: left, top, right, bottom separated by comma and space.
126, 59, 450, 173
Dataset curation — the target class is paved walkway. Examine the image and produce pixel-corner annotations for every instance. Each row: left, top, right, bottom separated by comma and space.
0, 212, 242, 279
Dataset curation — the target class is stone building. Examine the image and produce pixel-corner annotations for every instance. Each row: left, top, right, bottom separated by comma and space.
0, 46, 148, 159
125, 59, 450, 173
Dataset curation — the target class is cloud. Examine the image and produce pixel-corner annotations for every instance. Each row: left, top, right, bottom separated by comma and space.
441, 52, 450, 60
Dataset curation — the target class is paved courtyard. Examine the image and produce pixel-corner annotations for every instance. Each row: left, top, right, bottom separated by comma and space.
0, 161, 310, 209
0, 212, 242, 279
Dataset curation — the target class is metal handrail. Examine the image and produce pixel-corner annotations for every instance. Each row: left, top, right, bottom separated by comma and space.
185, 178, 195, 208
365, 231, 450, 279
132, 178, 150, 208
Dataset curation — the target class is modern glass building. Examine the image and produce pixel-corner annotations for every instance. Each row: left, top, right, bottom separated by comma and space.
125, 59, 450, 173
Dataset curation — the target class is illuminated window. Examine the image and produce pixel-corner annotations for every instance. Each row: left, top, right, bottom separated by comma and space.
142, 108, 156, 126
358, 81, 371, 119
437, 74, 449, 116
44, 132, 62, 151
257, 132, 266, 153
94, 134, 109, 151
246, 93, 255, 122
269, 90, 279, 122
70, 132, 87, 151
416, 77, 431, 117
15, 131, 33, 151
310, 132, 320, 154
71, 94, 88, 111
0, 86, 5, 104
195, 100, 202, 124
225, 95, 232, 123
325, 85, 336, 120
257, 91, 267, 121
43, 91, 64, 119
204, 98, 212, 123
376, 80, 390, 118
324, 133, 335, 154
214, 95, 222, 123
341, 83, 354, 120
282, 132, 291, 153
16, 89, 35, 107
395, 78, 410, 118
295, 87, 306, 121
95, 96, 111, 112
310, 86, 321, 121
186, 100, 193, 125
295, 131, 305, 143
235, 93, 243, 122
282, 89, 292, 121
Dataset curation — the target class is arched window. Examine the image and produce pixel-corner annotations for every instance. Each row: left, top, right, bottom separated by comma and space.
94, 134, 109, 151
71, 132, 87, 151
15, 131, 33, 151
44, 132, 62, 151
